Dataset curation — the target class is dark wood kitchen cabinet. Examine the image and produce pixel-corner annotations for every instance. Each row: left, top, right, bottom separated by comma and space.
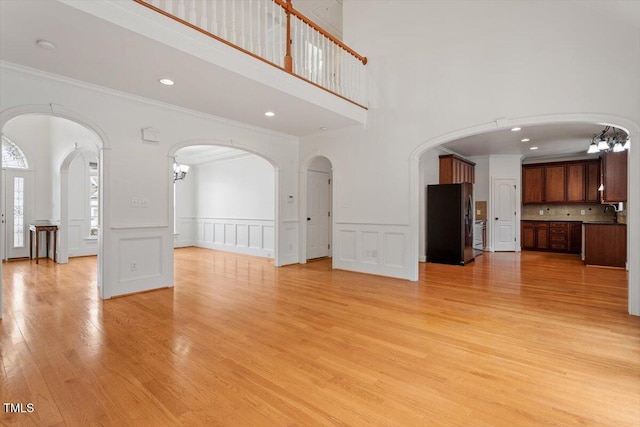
566, 163, 585, 203
585, 160, 600, 203
522, 165, 544, 204
601, 151, 627, 203
549, 222, 569, 251
584, 223, 626, 267
521, 221, 549, 250
570, 222, 583, 254
522, 159, 602, 204
439, 154, 475, 184
544, 165, 566, 203
522, 220, 581, 253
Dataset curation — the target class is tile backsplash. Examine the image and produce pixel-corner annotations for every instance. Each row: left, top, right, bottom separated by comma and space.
521, 204, 619, 221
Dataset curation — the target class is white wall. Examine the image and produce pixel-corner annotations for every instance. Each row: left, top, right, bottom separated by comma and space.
175, 154, 276, 257
1, 64, 299, 300
300, 1, 639, 314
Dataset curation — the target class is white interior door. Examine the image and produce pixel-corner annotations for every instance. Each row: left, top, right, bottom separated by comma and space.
4, 169, 32, 259
493, 178, 516, 251
306, 170, 330, 259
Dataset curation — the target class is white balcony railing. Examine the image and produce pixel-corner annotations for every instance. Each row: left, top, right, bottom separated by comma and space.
134, 0, 368, 108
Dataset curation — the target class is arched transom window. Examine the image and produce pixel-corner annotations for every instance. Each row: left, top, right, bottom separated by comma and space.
2, 135, 29, 169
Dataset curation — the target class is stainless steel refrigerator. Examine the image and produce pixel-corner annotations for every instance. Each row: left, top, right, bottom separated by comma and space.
426, 183, 475, 265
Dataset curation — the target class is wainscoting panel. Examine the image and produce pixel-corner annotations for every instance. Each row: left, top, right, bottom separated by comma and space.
278, 221, 298, 265
224, 224, 236, 245
384, 232, 405, 268
334, 223, 411, 279
105, 226, 173, 298
68, 220, 98, 257
180, 217, 275, 258
338, 230, 357, 262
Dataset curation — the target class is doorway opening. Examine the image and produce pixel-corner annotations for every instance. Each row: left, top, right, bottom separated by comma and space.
170, 144, 278, 268
306, 156, 333, 260
1, 113, 104, 290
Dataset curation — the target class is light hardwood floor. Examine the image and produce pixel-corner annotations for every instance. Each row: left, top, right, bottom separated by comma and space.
1, 248, 639, 426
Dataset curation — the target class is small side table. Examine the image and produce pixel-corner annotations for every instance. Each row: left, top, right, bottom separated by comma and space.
29, 223, 58, 264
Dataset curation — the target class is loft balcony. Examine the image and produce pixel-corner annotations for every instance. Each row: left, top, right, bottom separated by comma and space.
1, 0, 368, 136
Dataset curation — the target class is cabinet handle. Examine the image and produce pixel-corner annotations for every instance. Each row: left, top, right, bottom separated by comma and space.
495, 217, 499, 220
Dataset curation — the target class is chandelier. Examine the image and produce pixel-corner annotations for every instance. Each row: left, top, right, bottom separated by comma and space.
587, 126, 630, 154
173, 159, 190, 182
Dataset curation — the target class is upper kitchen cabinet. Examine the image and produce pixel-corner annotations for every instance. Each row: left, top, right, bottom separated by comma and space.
566, 162, 585, 202
601, 151, 627, 203
439, 154, 475, 184
544, 164, 566, 202
522, 159, 602, 204
522, 165, 544, 203
585, 160, 600, 203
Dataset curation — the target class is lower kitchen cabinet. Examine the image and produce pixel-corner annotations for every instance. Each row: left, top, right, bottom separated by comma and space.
584, 223, 626, 267
521, 221, 549, 250
521, 220, 582, 254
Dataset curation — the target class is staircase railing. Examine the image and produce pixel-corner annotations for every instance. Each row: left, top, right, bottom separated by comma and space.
133, 0, 368, 109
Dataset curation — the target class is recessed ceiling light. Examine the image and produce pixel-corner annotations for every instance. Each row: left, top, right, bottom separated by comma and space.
159, 78, 174, 86
530, 146, 538, 150
264, 111, 275, 117
521, 138, 530, 142
320, 127, 327, 131
36, 39, 56, 50
511, 127, 522, 132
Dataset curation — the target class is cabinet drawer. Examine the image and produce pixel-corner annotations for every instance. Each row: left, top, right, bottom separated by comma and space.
550, 222, 569, 228
550, 234, 568, 242
550, 243, 568, 250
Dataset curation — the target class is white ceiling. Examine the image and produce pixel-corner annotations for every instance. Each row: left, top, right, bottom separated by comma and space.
1, 0, 634, 157
0, 0, 358, 137
175, 145, 250, 165
442, 122, 629, 162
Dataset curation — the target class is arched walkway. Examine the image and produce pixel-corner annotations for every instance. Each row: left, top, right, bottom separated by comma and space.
168, 139, 282, 266
0, 105, 111, 318
298, 151, 334, 264
409, 113, 640, 315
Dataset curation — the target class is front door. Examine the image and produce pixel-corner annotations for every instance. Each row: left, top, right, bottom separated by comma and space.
493, 178, 516, 251
3, 169, 32, 259
306, 170, 330, 259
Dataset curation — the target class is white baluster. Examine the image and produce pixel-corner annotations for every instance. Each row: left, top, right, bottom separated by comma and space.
314, 29, 319, 83
177, 0, 186, 19
240, 1, 245, 49
270, 0, 275, 63
212, 0, 218, 34
200, 0, 208, 30
256, 1, 262, 57
166, 0, 174, 15
189, 0, 197, 25
151, 0, 160, 8
222, 0, 228, 40
248, 0, 253, 53
231, 0, 236, 45
278, 5, 283, 67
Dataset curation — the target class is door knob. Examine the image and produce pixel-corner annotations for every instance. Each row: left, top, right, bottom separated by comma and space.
307, 217, 311, 221
495, 217, 499, 220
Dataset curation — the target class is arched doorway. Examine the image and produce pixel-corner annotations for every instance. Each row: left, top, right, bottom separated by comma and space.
0, 105, 110, 318
409, 113, 639, 315
299, 153, 334, 263
168, 141, 280, 270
